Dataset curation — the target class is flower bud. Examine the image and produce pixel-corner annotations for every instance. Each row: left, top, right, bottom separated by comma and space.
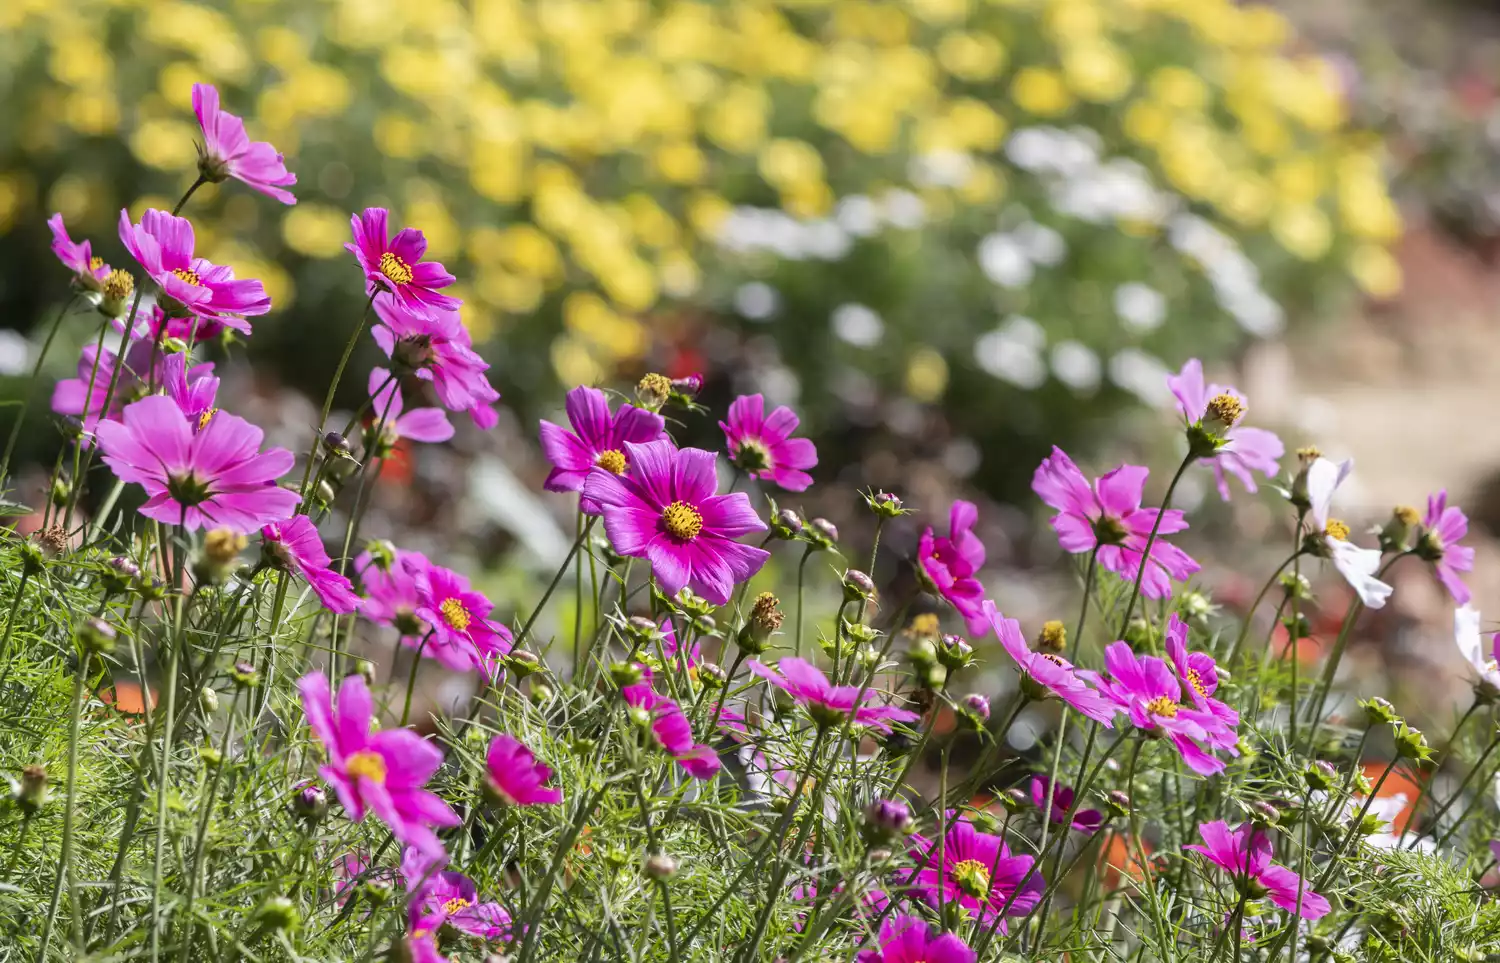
669, 373, 703, 400
199, 747, 222, 768
970, 811, 1001, 835
292, 781, 329, 822
78, 618, 117, 656
529, 682, 554, 705
231, 661, 260, 688
908, 636, 938, 669
1036, 620, 1066, 653
322, 431, 356, 461
198, 686, 220, 716
770, 508, 803, 540
643, 853, 678, 880
354, 660, 377, 687
1106, 790, 1131, 818
1289, 447, 1322, 510
636, 373, 672, 410
864, 490, 906, 518
692, 614, 717, 636
1359, 696, 1401, 727
963, 692, 990, 719
919, 663, 947, 691
363, 879, 393, 907
102, 556, 140, 594
937, 634, 972, 670
996, 788, 1028, 814
1379, 505, 1420, 553
48, 476, 71, 508
737, 593, 783, 654
673, 587, 715, 617
1304, 761, 1337, 791
1393, 723, 1433, 764
807, 517, 839, 549
863, 799, 913, 838
1249, 800, 1281, 826
842, 569, 876, 603
137, 576, 169, 601
253, 896, 299, 932
697, 662, 727, 689
18, 766, 49, 814
505, 650, 543, 678
610, 662, 645, 688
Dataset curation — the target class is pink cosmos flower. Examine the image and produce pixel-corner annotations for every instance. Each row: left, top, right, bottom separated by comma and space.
52, 336, 213, 440
399, 933, 449, 963
485, 734, 563, 806
1185, 821, 1330, 920
856, 914, 976, 963
719, 393, 818, 492
912, 818, 1043, 932
1032, 446, 1200, 600
540, 385, 667, 511
297, 671, 459, 857
1167, 359, 1284, 501
1420, 491, 1474, 605
1163, 614, 1239, 750
192, 83, 296, 204
47, 214, 110, 287
121, 303, 234, 344
746, 658, 919, 733
406, 556, 514, 680
1030, 776, 1103, 834
96, 395, 299, 532
621, 680, 721, 780
117, 208, 270, 334
1084, 641, 1236, 776
987, 601, 1117, 726
402, 847, 513, 942
367, 367, 454, 449
713, 703, 753, 740
372, 300, 500, 429
347, 208, 460, 321
161, 352, 220, 432
917, 500, 987, 637
582, 440, 769, 605
356, 546, 430, 639
262, 515, 360, 614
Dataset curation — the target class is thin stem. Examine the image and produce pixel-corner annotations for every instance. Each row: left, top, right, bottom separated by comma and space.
1421, 732, 1500, 848
1305, 553, 1406, 748
794, 546, 813, 658
515, 783, 607, 963
0, 295, 77, 486
37, 652, 89, 957
0, 570, 33, 668
513, 519, 596, 655
1403, 700, 1480, 846
633, 773, 681, 963
296, 292, 377, 509
1119, 452, 1194, 640
400, 631, 434, 728
1225, 550, 1301, 670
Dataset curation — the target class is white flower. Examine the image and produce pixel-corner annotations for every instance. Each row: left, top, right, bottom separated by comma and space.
1305, 457, 1393, 609
1456, 605, 1500, 692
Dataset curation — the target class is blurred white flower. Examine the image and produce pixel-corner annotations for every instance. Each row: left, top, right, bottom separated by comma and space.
1015, 222, 1067, 266
835, 195, 881, 237
975, 319, 1047, 389
1050, 340, 1101, 393
882, 190, 926, 230
978, 233, 1033, 288
1113, 282, 1167, 332
0, 330, 29, 375
1108, 348, 1174, 407
831, 303, 884, 348
734, 282, 780, 321
910, 149, 974, 189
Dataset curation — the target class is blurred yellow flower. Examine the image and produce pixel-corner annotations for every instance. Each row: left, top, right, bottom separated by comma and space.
282, 205, 351, 259
905, 347, 949, 403
1271, 204, 1332, 261
130, 119, 199, 171
1011, 66, 1074, 117
1348, 243, 1402, 300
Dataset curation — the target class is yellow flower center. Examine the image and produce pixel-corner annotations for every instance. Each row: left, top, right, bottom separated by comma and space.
440, 597, 472, 633
197, 407, 218, 431
1296, 446, 1322, 462
103, 269, 134, 299
1394, 505, 1420, 526
442, 897, 471, 914
171, 267, 201, 287
661, 500, 703, 541
379, 251, 414, 285
345, 750, 387, 784
1038, 620, 1067, 652
595, 449, 627, 475
1145, 696, 1179, 718
1205, 393, 1244, 428
1185, 668, 1207, 699
951, 858, 992, 899
89, 256, 104, 271
1325, 519, 1350, 542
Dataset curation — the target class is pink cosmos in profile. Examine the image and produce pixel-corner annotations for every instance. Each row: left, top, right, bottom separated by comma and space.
373, 300, 500, 429
1033, 446, 1200, 599
262, 515, 360, 614
160, 352, 220, 432
912, 818, 1042, 932
348, 208, 460, 321
117, 208, 270, 333
719, 393, 818, 492
1167, 359, 1284, 500
1185, 821, 1329, 920
367, 367, 454, 450
1419, 490, 1474, 604
987, 601, 1117, 726
1084, 641, 1235, 776
191, 83, 297, 205
47, 214, 110, 288
402, 847, 514, 942
485, 734, 563, 806
539, 385, 666, 511
297, 671, 459, 857
1455, 605, 1500, 693
406, 556, 514, 680
917, 500, 987, 637
1030, 776, 1103, 834
621, 680, 721, 780
1164, 614, 1239, 749
746, 658, 919, 733
96, 395, 299, 532
856, 914, 976, 963
582, 440, 769, 605
357, 546, 430, 639
1304, 457, 1392, 608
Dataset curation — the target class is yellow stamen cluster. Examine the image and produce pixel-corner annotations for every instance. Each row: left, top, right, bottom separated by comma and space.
1324, 519, 1350, 542
906, 613, 941, 638
198, 407, 218, 431
440, 597, 472, 632
1145, 695, 1179, 718
637, 372, 672, 408
595, 448, 627, 475
203, 527, 247, 565
379, 251, 414, 285
661, 500, 703, 540
1394, 505, 1420, 527
442, 897, 472, 914
345, 750, 387, 784
171, 267, 201, 287
1186, 668, 1208, 699
1296, 446, 1322, 463
103, 269, 134, 300
951, 858, 992, 899
88, 256, 104, 271
1205, 393, 1245, 428
1037, 620, 1067, 652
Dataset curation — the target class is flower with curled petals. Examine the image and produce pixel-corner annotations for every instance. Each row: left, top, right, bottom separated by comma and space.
540, 385, 666, 512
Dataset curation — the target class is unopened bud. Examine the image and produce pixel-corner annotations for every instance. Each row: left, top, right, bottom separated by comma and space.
322, 431, 355, 460
962, 693, 990, 723
253, 896, 299, 932
1393, 723, 1433, 764
198, 687, 220, 715
610, 662, 645, 688
771, 508, 803, 540
505, 650, 543, 678
808, 518, 839, 549
669, 373, 703, 399
529, 682, 554, 705
78, 618, 117, 655
232, 661, 260, 687
292, 781, 328, 822
636, 373, 672, 410
937, 634, 972, 670
103, 556, 139, 593
1106, 790, 1131, 818
908, 636, 939, 669
1380, 506, 1420, 553
643, 853, 678, 879
997, 787, 1029, 814
138, 576, 169, 601
697, 662, 727, 688
18, 766, 49, 814
864, 798, 913, 838
1249, 800, 1281, 826
199, 747, 222, 768
865, 491, 905, 518
1359, 696, 1401, 727
842, 569, 876, 603
1304, 761, 1337, 791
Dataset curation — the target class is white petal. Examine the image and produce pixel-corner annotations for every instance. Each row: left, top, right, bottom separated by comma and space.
1306, 457, 1352, 530
1456, 605, 1485, 671
1330, 540, 1393, 609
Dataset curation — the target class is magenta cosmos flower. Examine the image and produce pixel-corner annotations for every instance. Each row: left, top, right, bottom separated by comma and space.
485, 734, 563, 806
53, 337, 212, 439
406, 556, 514, 680
719, 393, 818, 492
913, 818, 1043, 932
1164, 614, 1238, 750
367, 367, 454, 451
403, 847, 513, 943
297, 671, 459, 856
856, 914, 976, 963
1167, 359, 1284, 501
1084, 641, 1236, 776
117, 209, 270, 334
622, 678, 720, 779
372, 300, 500, 430
96, 395, 299, 532
48, 214, 110, 288
1185, 821, 1329, 920
747, 657, 919, 733
348, 208, 460, 321
987, 601, 1117, 726
1419, 491, 1474, 604
540, 385, 666, 511
357, 546, 429, 639
582, 440, 769, 605
1030, 776, 1103, 834
262, 515, 360, 614
918, 500, 987, 637
1033, 446, 1200, 600
161, 352, 220, 431
192, 83, 296, 205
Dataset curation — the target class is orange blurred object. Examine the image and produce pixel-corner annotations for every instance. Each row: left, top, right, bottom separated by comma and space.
99, 680, 158, 716
1098, 830, 1153, 888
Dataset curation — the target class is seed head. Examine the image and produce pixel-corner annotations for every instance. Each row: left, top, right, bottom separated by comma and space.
203, 528, 248, 566
636, 373, 672, 410
643, 853, 679, 880
18, 765, 49, 813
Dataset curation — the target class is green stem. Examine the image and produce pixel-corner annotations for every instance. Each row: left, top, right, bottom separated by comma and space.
0, 569, 33, 668
1119, 452, 1194, 641
1305, 553, 1406, 750
794, 546, 813, 658
1225, 549, 1301, 670
37, 653, 89, 957
1402, 700, 1480, 845
296, 292, 377, 509
180, 686, 241, 959
1421, 732, 1500, 848
400, 631, 434, 728
0, 295, 77, 487
515, 783, 607, 963
633, 772, 681, 963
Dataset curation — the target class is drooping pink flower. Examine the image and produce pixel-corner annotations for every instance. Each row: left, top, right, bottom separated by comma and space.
124, 303, 232, 344
402, 847, 514, 942
1167, 359, 1284, 501
160, 352, 220, 432
47, 214, 110, 287
719, 393, 818, 492
747, 658, 919, 733
658, 619, 702, 674
1420, 491, 1474, 605
355, 546, 429, 640
856, 914, 976, 963
1084, 641, 1236, 776
485, 734, 563, 806
372, 300, 500, 429
1030, 776, 1103, 834
1163, 614, 1239, 749
347, 208, 460, 321
96, 395, 299, 532
262, 515, 360, 614
582, 440, 769, 605
191, 83, 297, 205
1032, 446, 1200, 600
621, 680, 721, 780
367, 367, 454, 450
918, 500, 988, 637
297, 671, 459, 857
1185, 821, 1329, 920
405, 556, 514, 680
539, 385, 666, 511
912, 818, 1043, 932
987, 601, 1117, 726
117, 208, 270, 334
